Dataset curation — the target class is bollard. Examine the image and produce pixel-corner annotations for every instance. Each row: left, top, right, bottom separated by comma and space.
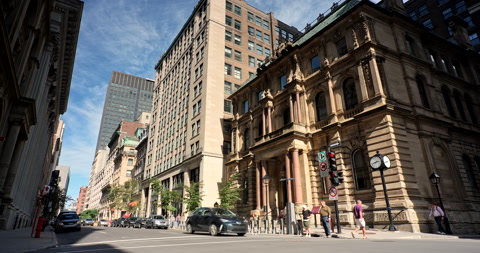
35, 217, 45, 238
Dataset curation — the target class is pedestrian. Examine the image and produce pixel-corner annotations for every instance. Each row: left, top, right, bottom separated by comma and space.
428, 202, 445, 234
319, 201, 332, 238
301, 205, 312, 237
169, 214, 175, 228
352, 200, 367, 239
277, 209, 285, 233
176, 214, 181, 228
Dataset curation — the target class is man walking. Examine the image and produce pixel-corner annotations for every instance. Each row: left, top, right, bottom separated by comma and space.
301, 205, 312, 237
352, 200, 367, 239
319, 201, 332, 238
428, 202, 445, 234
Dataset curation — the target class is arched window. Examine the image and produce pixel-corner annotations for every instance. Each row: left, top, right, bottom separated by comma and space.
244, 128, 250, 150
441, 86, 456, 118
283, 108, 291, 125
463, 154, 478, 189
315, 91, 328, 121
416, 76, 430, 108
453, 90, 467, 121
343, 78, 358, 111
464, 94, 477, 125
352, 149, 372, 190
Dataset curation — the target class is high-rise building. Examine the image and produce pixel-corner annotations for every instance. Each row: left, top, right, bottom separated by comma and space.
404, 0, 480, 52
56, 165, 71, 212
142, 0, 300, 217
95, 71, 154, 152
76, 186, 88, 214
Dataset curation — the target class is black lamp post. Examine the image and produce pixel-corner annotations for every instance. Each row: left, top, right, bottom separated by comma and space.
263, 174, 270, 233
429, 172, 452, 234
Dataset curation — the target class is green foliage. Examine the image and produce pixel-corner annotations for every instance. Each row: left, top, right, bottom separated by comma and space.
106, 179, 141, 214
218, 173, 242, 209
81, 209, 99, 219
183, 181, 204, 213
158, 187, 182, 214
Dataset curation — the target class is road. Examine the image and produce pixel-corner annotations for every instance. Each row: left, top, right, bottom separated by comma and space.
36, 226, 479, 253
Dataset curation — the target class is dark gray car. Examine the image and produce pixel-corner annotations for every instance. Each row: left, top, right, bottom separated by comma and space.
185, 207, 248, 236
55, 212, 81, 232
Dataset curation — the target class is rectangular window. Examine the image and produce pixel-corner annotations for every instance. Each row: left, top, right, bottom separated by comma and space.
265, 48, 271, 57
234, 50, 242, 62
469, 33, 479, 45
249, 56, 255, 67
409, 11, 417, 21
288, 33, 294, 41
280, 74, 287, 90
438, 0, 448, 5
225, 30, 232, 41
197, 100, 201, 113
275, 26, 280, 35
224, 81, 232, 94
442, 8, 452, 19
234, 20, 242, 30
234, 35, 242, 45
257, 59, 263, 67
226, 16, 232, 26
418, 4, 428, 16
264, 33, 270, 43
256, 16, 262, 26
263, 20, 270, 30
234, 5, 241, 16
193, 104, 197, 116
225, 63, 232, 75
225, 47, 232, 58
226, 1, 232, 11
422, 19, 433, 29
256, 30, 262, 40
455, 1, 467, 13
281, 30, 287, 38
248, 41, 254, 51
196, 120, 200, 135
256, 44, 263, 55
191, 123, 195, 136
234, 67, 242, 79
127, 159, 133, 166
224, 100, 233, 113
258, 91, 264, 102
248, 26, 254, 36
248, 12, 254, 22
311, 55, 320, 72
464, 16, 473, 27
243, 100, 249, 113
336, 38, 347, 57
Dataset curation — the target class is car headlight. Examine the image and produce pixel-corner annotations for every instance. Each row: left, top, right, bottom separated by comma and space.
219, 219, 230, 223
59, 222, 64, 225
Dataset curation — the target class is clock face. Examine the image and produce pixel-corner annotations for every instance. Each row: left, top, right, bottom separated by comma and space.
370, 155, 382, 169
383, 155, 391, 168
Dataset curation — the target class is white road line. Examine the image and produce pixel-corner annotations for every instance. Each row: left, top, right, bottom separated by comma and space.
70, 235, 205, 246
58, 238, 281, 253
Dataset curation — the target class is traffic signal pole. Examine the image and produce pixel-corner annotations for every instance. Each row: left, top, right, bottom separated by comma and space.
328, 148, 342, 234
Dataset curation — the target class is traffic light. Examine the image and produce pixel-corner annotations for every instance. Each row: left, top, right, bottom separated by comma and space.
328, 152, 343, 186
327, 151, 336, 171
50, 170, 60, 186
337, 171, 344, 185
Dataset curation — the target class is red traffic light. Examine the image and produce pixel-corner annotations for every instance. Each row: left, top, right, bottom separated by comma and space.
327, 152, 335, 158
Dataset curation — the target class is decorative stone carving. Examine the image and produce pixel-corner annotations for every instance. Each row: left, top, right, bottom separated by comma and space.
360, 13, 371, 41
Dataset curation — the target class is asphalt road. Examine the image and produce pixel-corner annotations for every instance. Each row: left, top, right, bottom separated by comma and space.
35, 226, 479, 253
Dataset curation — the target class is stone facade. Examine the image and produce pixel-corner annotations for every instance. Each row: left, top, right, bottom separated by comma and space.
227, 0, 480, 234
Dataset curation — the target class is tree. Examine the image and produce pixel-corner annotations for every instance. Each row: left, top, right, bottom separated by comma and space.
149, 178, 182, 215
218, 173, 242, 209
183, 181, 204, 213
81, 209, 99, 219
106, 179, 141, 217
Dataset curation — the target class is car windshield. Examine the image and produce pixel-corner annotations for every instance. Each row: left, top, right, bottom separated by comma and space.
61, 214, 79, 219
152, 215, 165, 219
212, 208, 237, 216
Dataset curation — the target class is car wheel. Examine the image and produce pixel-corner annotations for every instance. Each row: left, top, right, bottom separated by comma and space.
209, 224, 218, 236
238, 233, 246, 236
186, 223, 194, 234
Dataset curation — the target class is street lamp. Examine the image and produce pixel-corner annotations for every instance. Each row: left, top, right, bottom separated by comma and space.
429, 172, 452, 234
262, 174, 270, 233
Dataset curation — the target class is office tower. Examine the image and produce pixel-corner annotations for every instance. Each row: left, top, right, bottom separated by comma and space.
142, 0, 300, 217
95, 71, 154, 152
404, 0, 480, 52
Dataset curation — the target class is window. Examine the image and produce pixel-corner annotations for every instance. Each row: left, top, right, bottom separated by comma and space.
248, 56, 255, 67
223, 141, 232, 154
234, 5, 241, 16
224, 81, 232, 94
244, 128, 250, 150
463, 154, 478, 189
193, 104, 197, 116
464, 16, 473, 27
258, 91, 264, 102
225, 63, 232, 75
225, 30, 232, 41
264, 33, 270, 43
263, 20, 269, 30
191, 123, 196, 136
225, 47, 232, 58
442, 86, 456, 118
235, 84, 241, 91
352, 149, 372, 190
234, 35, 242, 45
226, 1, 232, 11
415, 76, 430, 109
336, 38, 347, 57
234, 67, 242, 79
248, 26, 254, 36
275, 26, 280, 35
242, 100, 249, 114
283, 108, 291, 125
265, 48, 271, 57
469, 33, 479, 45
224, 100, 233, 113
197, 120, 201, 135
280, 74, 287, 90
418, 4, 428, 16
442, 8, 452, 19
234, 50, 242, 62
248, 41, 254, 51
311, 55, 320, 72
128, 159, 133, 166
315, 91, 328, 121
453, 90, 467, 121
234, 20, 242, 30
409, 11, 417, 20
406, 36, 416, 56
465, 94, 478, 124
343, 78, 358, 111
225, 16, 232, 26
257, 59, 263, 67
256, 16, 261, 26
248, 12, 254, 22
256, 30, 262, 40
455, 1, 467, 13
256, 44, 263, 55
438, 0, 448, 5
423, 19, 433, 29
288, 33, 294, 41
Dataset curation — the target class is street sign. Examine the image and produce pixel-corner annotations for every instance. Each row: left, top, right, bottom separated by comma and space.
329, 186, 338, 200
329, 141, 341, 148
311, 206, 321, 214
319, 162, 329, 178
317, 151, 326, 162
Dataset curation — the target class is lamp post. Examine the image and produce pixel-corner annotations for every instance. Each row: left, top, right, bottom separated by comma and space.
262, 174, 270, 233
429, 172, 452, 234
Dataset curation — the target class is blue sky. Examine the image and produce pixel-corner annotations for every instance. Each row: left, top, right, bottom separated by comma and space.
59, 0, 380, 200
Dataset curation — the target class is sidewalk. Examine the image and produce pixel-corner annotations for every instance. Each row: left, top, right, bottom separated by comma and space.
0, 226, 57, 253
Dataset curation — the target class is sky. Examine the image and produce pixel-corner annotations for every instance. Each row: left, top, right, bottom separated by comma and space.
59, 0, 380, 201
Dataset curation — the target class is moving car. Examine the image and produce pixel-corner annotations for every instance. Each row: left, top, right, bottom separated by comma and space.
82, 218, 94, 226
185, 207, 248, 236
54, 212, 81, 232
134, 218, 147, 228
98, 219, 109, 227
145, 215, 168, 229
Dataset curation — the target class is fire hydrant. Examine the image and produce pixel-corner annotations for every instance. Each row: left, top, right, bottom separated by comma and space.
35, 217, 46, 238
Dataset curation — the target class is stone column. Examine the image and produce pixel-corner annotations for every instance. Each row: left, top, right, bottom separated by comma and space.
256, 162, 261, 209
262, 109, 266, 135
291, 149, 303, 204
289, 95, 295, 123
296, 92, 302, 123
0, 122, 22, 191
261, 160, 267, 207
267, 106, 272, 134
285, 152, 292, 203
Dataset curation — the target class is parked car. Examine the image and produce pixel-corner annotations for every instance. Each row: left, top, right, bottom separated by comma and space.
126, 217, 138, 228
82, 218, 95, 226
54, 212, 81, 232
134, 218, 147, 228
97, 219, 109, 227
111, 219, 118, 227
185, 207, 248, 236
119, 218, 129, 227
145, 215, 168, 229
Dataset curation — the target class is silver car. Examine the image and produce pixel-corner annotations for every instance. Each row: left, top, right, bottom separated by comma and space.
145, 215, 168, 229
